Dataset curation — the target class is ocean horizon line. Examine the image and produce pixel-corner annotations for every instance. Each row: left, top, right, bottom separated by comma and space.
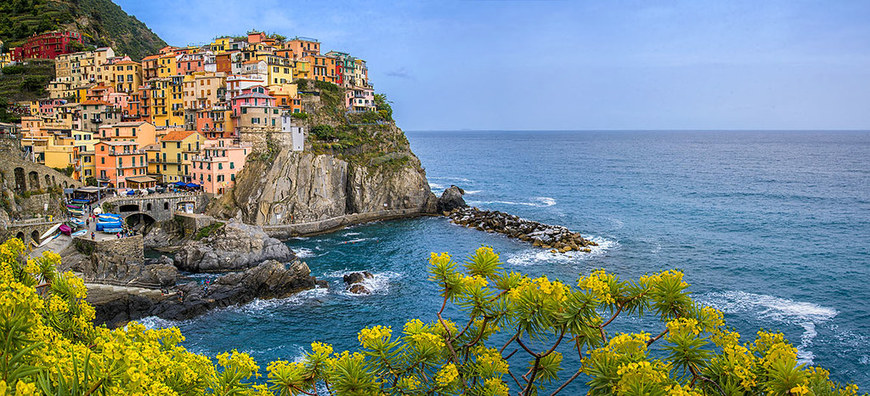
406, 129, 870, 133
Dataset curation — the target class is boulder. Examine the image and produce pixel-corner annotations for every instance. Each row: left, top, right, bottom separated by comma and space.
174, 221, 295, 272
348, 284, 370, 294
343, 271, 373, 285
437, 185, 467, 213
90, 259, 320, 327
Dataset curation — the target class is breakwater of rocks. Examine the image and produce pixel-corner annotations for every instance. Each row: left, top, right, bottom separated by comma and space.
446, 206, 598, 252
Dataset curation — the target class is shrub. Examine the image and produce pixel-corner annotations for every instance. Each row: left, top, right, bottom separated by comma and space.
310, 124, 336, 141
0, 241, 862, 395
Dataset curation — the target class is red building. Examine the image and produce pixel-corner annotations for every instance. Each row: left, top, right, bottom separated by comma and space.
11, 31, 83, 61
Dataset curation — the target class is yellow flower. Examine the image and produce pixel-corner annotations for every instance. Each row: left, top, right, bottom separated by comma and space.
358, 325, 392, 349
436, 363, 459, 387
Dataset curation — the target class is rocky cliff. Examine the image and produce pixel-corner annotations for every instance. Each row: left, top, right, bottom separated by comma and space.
210, 82, 436, 229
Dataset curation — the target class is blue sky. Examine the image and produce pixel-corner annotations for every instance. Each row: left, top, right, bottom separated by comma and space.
115, 0, 870, 131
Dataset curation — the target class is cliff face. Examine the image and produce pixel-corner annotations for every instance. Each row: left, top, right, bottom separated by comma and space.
210, 81, 436, 228
212, 142, 435, 226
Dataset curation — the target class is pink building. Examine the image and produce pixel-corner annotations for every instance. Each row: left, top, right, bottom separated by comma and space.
230, 92, 275, 117
190, 139, 252, 195
226, 74, 267, 100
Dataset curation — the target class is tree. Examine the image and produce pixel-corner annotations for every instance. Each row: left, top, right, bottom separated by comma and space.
0, 240, 863, 395
374, 93, 393, 121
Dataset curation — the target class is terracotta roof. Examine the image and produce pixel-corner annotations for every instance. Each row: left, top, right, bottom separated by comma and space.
161, 130, 199, 141
80, 100, 111, 106
113, 60, 139, 65
142, 55, 160, 61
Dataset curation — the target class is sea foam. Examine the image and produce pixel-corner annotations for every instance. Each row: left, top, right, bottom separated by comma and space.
506, 236, 617, 266
699, 291, 838, 364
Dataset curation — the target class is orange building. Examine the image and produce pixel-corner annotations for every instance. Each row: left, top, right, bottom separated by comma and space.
94, 140, 151, 189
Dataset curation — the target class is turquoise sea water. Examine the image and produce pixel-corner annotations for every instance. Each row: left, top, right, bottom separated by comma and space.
144, 131, 870, 390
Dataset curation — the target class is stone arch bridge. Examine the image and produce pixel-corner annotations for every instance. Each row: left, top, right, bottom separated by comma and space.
0, 152, 81, 193
0, 220, 65, 245
102, 193, 210, 225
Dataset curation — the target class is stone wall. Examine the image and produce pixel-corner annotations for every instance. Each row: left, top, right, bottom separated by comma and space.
0, 220, 63, 244
261, 209, 432, 238
73, 235, 145, 263
174, 213, 216, 237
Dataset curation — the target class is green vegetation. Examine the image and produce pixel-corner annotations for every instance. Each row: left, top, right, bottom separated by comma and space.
374, 93, 393, 121
52, 165, 74, 177
290, 112, 308, 120
193, 221, 225, 241
0, 241, 862, 395
0, 60, 54, 122
0, 0, 167, 60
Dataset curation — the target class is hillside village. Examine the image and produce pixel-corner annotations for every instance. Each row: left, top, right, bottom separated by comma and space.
0, 30, 383, 196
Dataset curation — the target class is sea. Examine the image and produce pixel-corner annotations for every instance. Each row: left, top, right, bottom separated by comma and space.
142, 130, 870, 391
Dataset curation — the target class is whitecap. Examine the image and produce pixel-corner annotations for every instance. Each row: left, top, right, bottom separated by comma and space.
320, 270, 404, 297
429, 176, 472, 183
467, 196, 557, 208
464, 190, 482, 195
294, 247, 317, 258
506, 236, 617, 266
136, 316, 183, 330
429, 183, 445, 191
342, 232, 361, 236
698, 291, 838, 365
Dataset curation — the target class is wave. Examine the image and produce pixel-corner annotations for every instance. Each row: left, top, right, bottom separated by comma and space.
698, 291, 838, 365
467, 196, 556, 208
342, 232, 361, 236
506, 236, 617, 266
429, 176, 472, 183
464, 190, 482, 195
320, 269, 404, 296
294, 247, 317, 258
429, 183, 446, 191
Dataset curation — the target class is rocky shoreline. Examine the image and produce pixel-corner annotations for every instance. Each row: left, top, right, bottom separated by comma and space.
88, 259, 325, 328
447, 207, 597, 252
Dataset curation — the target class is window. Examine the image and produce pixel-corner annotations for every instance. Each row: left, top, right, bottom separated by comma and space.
218, 163, 222, 170
231, 174, 235, 181
101, 157, 105, 164
176, 142, 180, 149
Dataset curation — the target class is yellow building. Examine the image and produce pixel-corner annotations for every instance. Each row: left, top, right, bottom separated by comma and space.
158, 130, 205, 183
210, 37, 233, 54
110, 60, 143, 93
149, 78, 185, 127
78, 151, 96, 182
157, 54, 178, 77
0, 52, 11, 68
257, 55, 295, 85
293, 59, 311, 80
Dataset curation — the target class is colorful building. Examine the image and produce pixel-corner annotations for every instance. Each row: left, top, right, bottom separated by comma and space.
190, 139, 252, 195
11, 31, 83, 61
94, 140, 149, 189
158, 130, 205, 183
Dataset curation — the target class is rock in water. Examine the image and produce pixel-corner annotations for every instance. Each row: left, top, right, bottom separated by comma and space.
437, 185, 467, 213
90, 259, 321, 327
348, 284, 371, 294
343, 271, 373, 285
343, 271, 374, 294
446, 207, 598, 252
174, 221, 295, 272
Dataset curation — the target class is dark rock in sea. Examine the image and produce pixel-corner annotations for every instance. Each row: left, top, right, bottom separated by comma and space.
446, 207, 597, 252
348, 284, 371, 294
174, 221, 295, 272
88, 259, 320, 328
437, 185, 467, 213
343, 271, 373, 285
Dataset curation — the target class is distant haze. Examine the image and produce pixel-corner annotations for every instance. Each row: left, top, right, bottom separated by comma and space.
116, 0, 870, 131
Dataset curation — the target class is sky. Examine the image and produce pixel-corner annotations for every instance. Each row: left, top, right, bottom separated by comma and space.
114, 0, 870, 131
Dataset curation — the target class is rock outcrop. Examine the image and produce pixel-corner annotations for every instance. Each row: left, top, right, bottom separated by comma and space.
88, 259, 322, 328
437, 185, 467, 213
447, 207, 598, 253
211, 149, 436, 227
60, 235, 178, 288
343, 271, 373, 294
173, 221, 295, 272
